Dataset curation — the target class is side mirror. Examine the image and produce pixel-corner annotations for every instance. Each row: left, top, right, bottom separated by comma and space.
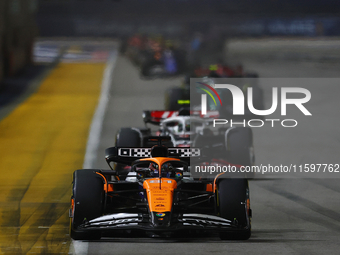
105, 147, 118, 169
142, 111, 151, 124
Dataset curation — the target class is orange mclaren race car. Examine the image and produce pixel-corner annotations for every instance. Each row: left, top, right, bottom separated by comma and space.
69, 137, 251, 241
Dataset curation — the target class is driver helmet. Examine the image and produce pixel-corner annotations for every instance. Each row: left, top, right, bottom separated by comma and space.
161, 163, 173, 178
149, 163, 159, 177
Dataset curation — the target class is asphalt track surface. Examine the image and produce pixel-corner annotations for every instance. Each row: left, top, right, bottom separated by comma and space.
83, 45, 340, 254
1, 39, 340, 254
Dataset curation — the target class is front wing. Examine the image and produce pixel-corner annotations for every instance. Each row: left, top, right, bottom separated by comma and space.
78, 213, 248, 232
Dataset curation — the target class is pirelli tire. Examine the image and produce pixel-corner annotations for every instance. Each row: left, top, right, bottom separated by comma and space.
115, 128, 141, 178
225, 127, 255, 178
217, 178, 251, 240
70, 169, 104, 240
116, 128, 141, 147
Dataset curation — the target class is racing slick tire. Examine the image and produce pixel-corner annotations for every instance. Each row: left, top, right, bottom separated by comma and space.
116, 128, 141, 147
70, 169, 104, 240
115, 128, 141, 179
225, 127, 255, 178
217, 178, 251, 240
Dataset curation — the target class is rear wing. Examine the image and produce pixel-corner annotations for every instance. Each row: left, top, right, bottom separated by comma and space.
143, 110, 219, 125
143, 110, 180, 125
105, 147, 200, 166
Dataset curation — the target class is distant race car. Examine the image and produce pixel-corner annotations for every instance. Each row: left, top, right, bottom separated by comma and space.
115, 109, 255, 178
142, 108, 219, 147
139, 48, 187, 77
122, 34, 187, 78
70, 136, 252, 241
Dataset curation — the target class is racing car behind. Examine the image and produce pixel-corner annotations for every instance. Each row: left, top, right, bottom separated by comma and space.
115, 109, 255, 177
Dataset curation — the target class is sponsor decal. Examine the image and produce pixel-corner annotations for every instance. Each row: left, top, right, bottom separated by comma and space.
156, 213, 166, 217
175, 172, 183, 178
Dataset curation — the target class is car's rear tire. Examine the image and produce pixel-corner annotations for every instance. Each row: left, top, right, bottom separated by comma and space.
70, 169, 104, 240
115, 128, 141, 178
217, 178, 251, 240
225, 127, 255, 178
116, 128, 141, 147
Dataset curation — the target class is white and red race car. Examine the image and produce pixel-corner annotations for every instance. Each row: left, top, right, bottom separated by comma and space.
115, 108, 255, 179
142, 109, 219, 147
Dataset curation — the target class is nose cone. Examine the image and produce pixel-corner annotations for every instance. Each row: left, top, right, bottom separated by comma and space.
143, 178, 177, 213
151, 212, 171, 228
143, 178, 177, 228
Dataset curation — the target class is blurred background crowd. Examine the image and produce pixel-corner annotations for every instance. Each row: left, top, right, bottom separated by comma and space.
1, 0, 340, 85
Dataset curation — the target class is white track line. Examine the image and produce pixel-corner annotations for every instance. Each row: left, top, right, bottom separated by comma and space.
83, 50, 117, 169
70, 50, 118, 255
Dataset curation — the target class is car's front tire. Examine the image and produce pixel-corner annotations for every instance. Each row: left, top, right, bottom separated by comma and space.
225, 127, 255, 178
217, 178, 251, 240
70, 169, 104, 240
